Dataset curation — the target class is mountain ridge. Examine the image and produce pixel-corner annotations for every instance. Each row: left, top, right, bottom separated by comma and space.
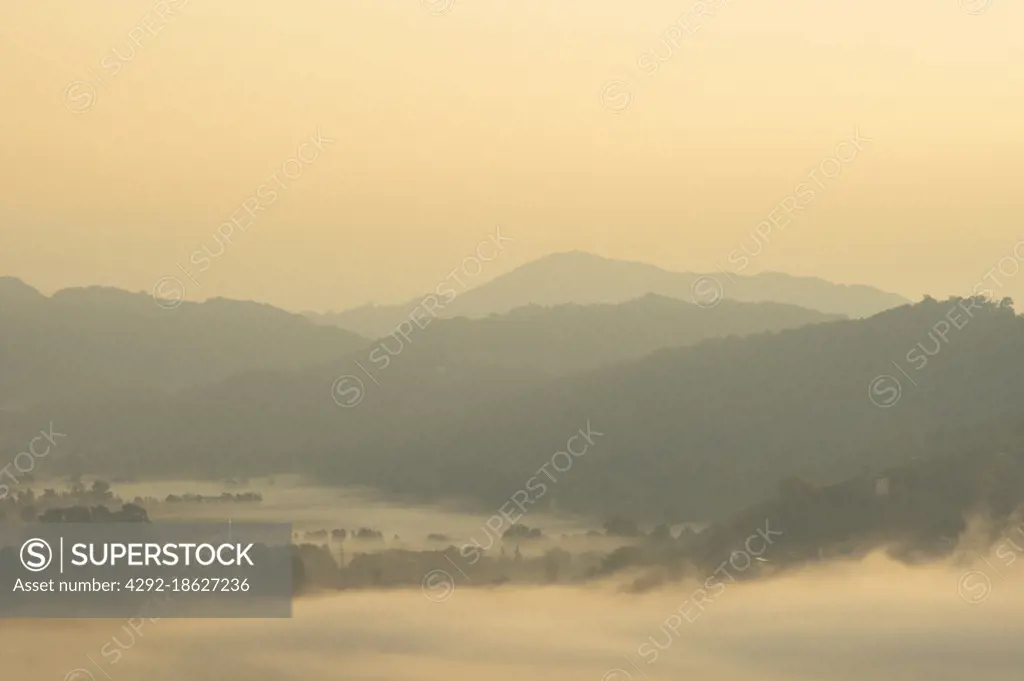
0, 278, 369, 409
13, 296, 1019, 524
309, 251, 910, 337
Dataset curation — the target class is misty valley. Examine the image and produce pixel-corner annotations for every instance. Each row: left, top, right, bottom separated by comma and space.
3, 254, 1024, 678
4, 1, 1023, 677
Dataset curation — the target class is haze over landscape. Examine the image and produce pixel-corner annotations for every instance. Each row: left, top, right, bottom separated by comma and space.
2, 0, 1023, 679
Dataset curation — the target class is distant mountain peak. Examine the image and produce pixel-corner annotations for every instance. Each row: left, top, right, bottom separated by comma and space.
311, 253, 910, 337
535, 250, 611, 263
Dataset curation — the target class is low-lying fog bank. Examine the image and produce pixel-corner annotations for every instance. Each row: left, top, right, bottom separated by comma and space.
6, 554, 1023, 681
61, 477, 601, 546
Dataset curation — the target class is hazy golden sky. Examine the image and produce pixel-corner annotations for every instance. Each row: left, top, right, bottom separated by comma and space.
1, 0, 1022, 311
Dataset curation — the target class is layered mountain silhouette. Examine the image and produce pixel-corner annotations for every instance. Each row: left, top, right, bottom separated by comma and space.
343, 294, 842, 376
0, 278, 367, 409
301, 295, 1019, 521
309, 251, 909, 337
12, 285, 1022, 523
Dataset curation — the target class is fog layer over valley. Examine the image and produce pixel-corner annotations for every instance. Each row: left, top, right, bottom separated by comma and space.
7, 557, 1023, 681
4, 0, 1022, 676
